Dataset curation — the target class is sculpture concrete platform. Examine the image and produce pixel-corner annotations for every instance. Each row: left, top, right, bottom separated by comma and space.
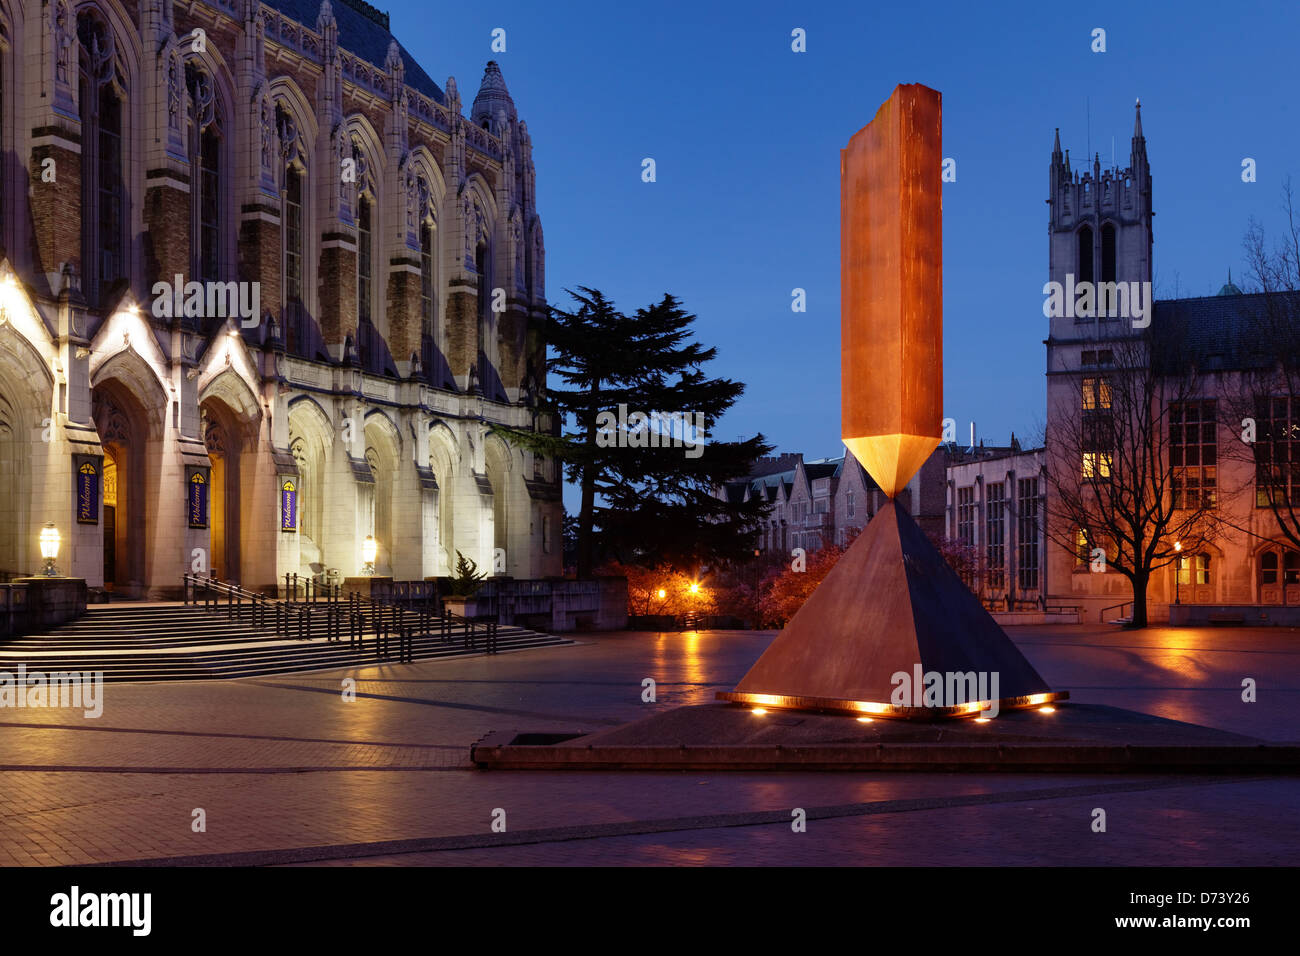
469, 702, 1300, 772
718, 499, 1066, 717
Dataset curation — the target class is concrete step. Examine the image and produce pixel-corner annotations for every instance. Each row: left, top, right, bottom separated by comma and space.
0, 633, 573, 682
1, 601, 573, 681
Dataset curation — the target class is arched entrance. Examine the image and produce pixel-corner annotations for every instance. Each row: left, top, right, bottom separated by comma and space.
364, 413, 400, 577
1172, 543, 1221, 605
428, 424, 459, 575
92, 385, 150, 594
288, 397, 332, 578
0, 388, 29, 578
1255, 542, 1300, 605
201, 402, 242, 582
485, 436, 511, 575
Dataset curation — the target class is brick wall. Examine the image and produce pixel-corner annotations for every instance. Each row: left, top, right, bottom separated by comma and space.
318, 239, 357, 350
28, 139, 82, 295
142, 181, 191, 290
444, 284, 478, 382
239, 206, 282, 322
385, 258, 422, 366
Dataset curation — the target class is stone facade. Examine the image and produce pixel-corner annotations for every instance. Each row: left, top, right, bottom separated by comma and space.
0, 0, 560, 598
946, 443, 1048, 608
1043, 104, 1300, 622
723, 447, 947, 559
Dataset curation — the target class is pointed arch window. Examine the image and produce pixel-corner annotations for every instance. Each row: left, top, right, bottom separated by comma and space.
186, 63, 221, 285
78, 13, 124, 309
420, 222, 435, 331
1077, 224, 1094, 287
283, 165, 304, 307
1101, 222, 1117, 284
357, 196, 373, 324
475, 241, 488, 321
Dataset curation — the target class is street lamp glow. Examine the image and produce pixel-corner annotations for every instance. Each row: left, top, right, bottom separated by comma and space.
751, 707, 767, 716
688, 582, 700, 594
1174, 541, 1183, 606
39, 522, 60, 576
361, 535, 377, 575
1038, 706, 1056, 714
657, 589, 666, 599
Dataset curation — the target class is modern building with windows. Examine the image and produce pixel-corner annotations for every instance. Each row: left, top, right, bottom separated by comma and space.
0, 0, 561, 597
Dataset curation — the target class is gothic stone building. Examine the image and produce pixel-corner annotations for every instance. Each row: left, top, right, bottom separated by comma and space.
945, 441, 1048, 609
1044, 103, 1300, 622
0, 0, 561, 596
723, 447, 947, 558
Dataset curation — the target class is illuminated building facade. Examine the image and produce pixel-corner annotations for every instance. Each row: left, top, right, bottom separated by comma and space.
0, 0, 560, 597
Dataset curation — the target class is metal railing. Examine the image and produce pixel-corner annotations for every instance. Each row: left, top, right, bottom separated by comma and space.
339, 588, 501, 657
1044, 603, 1081, 615
282, 573, 343, 603
1100, 600, 1133, 623
182, 572, 501, 658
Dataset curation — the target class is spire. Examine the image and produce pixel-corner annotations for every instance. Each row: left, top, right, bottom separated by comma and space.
1053, 127, 1061, 153
471, 60, 516, 129
1130, 97, 1148, 172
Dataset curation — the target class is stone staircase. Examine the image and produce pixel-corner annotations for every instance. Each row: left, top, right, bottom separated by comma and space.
0, 603, 574, 682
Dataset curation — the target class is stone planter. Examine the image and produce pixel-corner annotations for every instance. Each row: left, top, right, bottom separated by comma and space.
443, 596, 483, 619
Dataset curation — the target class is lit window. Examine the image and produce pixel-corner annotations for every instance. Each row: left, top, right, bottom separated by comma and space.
1082, 452, 1112, 479
1177, 553, 1211, 586
1082, 377, 1112, 410
1170, 400, 1217, 509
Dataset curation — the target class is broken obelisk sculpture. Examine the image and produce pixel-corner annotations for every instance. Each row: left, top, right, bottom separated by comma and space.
719, 84, 1065, 718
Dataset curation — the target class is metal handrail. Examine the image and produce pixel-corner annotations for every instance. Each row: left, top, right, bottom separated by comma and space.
339, 587, 501, 656
180, 572, 500, 656
1099, 600, 1133, 623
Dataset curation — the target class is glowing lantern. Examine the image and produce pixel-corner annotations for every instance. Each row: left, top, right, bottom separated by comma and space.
39, 523, 60, 576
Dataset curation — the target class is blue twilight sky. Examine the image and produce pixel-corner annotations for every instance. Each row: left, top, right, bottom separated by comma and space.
390, 0, 1299, 486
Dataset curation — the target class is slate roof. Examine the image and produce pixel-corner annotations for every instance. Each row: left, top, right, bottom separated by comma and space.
802, 459, 842, 481
267, 0, 445, 103
1151, 291, 1300, 373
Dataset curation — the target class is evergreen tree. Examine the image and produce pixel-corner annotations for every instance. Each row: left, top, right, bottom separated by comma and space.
495, 287, 770, 577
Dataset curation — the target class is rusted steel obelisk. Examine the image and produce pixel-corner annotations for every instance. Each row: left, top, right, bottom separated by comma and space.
719, 84, 1064, 718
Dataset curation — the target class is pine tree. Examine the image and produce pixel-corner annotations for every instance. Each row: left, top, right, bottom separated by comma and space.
495, 287, 771, 577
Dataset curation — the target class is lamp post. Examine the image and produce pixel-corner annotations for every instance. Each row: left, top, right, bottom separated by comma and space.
361, 535, 377, 576
39, 523, 60, 576
1173, 541, 1182, 605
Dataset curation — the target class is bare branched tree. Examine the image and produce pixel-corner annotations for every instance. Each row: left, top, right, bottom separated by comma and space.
1221, 180, 1300, 551
1046, 330, 1220, 626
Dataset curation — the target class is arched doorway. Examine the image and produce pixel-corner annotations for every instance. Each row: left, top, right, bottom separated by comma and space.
1255, 543, 1300, 605
200, 403, 242, 582
485, 435, 511, 576
428, 424, 459, 575
1172, 544, 1220, 605
92, 385, 149, 595
287, 398, 332, 578
0, 388, 29, 578
363, 413, 400, 577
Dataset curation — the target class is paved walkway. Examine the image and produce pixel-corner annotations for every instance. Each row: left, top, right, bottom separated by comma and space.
0, 627, 1296, 865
